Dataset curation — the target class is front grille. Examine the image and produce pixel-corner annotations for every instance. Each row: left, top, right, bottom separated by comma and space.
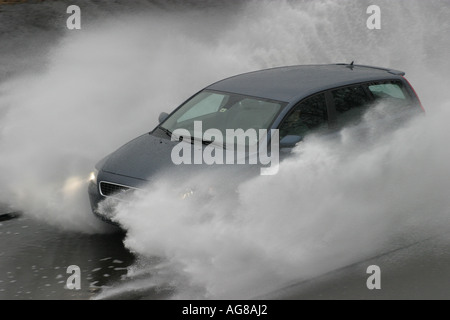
99, 181, 132, 197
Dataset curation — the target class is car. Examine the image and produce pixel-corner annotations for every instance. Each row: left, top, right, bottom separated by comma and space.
88, 63, 424, 224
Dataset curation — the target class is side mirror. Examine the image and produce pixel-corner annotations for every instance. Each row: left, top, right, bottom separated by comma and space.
279, 135, 302, 148
158, 112, 169, 123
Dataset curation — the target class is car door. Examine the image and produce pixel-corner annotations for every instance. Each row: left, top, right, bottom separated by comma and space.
326, 84, 373, 128
278, 93, 329, 141
325, 80, 421, 140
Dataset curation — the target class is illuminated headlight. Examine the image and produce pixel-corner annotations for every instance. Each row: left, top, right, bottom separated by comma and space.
89, 169, 98, 184
180, 188, 194, 200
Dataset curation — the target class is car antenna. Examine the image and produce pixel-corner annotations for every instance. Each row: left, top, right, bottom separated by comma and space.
347, 61, 355, 70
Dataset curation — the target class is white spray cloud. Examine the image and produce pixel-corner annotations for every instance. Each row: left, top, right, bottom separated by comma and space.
0, 0, 449, 297
96, 0, 450, 299
106, 103, 450, 299
0, 6, 253, 232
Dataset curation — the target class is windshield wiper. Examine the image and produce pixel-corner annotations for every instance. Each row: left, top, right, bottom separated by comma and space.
158, 128, 223, 147
158, 126, 173, 138
188, 137, 213, 145
201, 139, 214, 146
190, 137, 228, 148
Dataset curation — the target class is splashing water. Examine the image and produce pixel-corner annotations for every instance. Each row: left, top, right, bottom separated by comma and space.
1, 0, 450, 297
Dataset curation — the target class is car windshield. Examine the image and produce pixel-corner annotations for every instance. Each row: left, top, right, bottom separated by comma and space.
158, 90, 286, 146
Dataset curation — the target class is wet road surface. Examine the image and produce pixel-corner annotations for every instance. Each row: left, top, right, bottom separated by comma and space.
0, 211, 134, 300
266, 234, 450, 300
2, 207, 450, 300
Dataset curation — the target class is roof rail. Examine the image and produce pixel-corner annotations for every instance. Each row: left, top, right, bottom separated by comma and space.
335, 63, 405, 76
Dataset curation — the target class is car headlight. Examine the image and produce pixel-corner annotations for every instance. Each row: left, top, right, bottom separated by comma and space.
180, 188, 194, 200
179, 187, 217, 200
89, 169, 98, 184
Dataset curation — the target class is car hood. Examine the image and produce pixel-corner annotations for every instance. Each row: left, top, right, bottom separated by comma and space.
100, 132, 263, 184
101, 133, 180, 181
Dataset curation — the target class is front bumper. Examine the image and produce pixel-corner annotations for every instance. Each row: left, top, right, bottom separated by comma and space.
88, 170, 146, 225
87, 180, 113, 224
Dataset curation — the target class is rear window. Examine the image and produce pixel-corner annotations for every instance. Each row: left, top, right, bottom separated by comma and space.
365, 81, 420, 119
368, 82, 406, 100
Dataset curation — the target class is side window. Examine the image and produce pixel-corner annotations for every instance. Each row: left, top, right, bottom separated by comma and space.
279, 94, 327, 139
332, 85, 371, 125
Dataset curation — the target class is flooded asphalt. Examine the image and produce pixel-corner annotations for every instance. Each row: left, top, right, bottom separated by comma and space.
271, 235, 450, 300
1, 206, 450, 300
0, 209, 134, 300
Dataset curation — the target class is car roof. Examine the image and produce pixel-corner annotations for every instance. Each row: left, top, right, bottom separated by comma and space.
206, 64, 406, 103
